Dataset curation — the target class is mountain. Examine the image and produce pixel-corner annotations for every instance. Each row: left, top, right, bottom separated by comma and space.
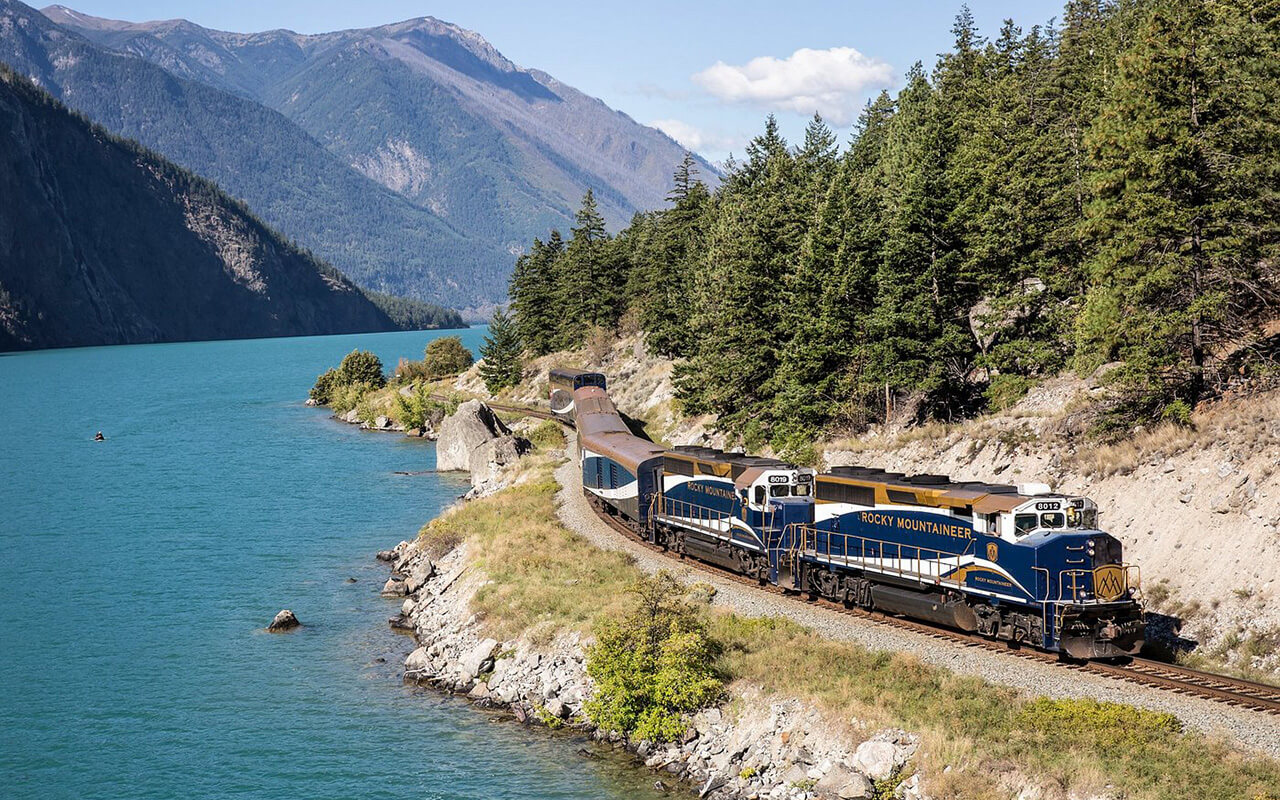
0, 0, 503, 311
34, 5, 719, 301
0, 64, 397, 352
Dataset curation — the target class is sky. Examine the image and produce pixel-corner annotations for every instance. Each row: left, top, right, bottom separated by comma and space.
52, 0, 1069, 163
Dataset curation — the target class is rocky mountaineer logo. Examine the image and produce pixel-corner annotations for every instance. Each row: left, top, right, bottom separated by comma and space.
1094, 565, 1125, 601
858, 511, 973, 540
689, 482, 738, 502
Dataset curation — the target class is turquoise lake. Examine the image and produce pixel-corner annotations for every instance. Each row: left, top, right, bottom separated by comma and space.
0, 330, 665, 800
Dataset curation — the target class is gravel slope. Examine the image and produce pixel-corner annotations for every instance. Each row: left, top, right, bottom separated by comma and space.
553, 437, 1280, 757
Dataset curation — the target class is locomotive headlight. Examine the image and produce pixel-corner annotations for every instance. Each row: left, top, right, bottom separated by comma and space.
1087, 538, 1097, 557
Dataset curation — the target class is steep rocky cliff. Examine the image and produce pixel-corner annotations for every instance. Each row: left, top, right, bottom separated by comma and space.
0, 65, 395, 351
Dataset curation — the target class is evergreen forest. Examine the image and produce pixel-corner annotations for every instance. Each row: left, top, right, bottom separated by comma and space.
509, 1, 1280, 451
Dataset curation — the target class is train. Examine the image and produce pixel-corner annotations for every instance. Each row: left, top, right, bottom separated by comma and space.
559, 372, 1146, 659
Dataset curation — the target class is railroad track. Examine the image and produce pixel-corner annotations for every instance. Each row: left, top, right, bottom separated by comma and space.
585, 482, 1280, 718
478, 403, 1280, 716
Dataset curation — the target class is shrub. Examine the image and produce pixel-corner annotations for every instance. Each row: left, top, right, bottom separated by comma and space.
770, 422, 820, 467
526, 419, 564, 451
337, 350, 386, 388
330, 381, 374, 414
423, 336, 474, 378
309, 368, 340, 404
584, 572, 723, 742
393, 384, 451, 431
1161, 398, 1193, 426
984, 373, 1033, 412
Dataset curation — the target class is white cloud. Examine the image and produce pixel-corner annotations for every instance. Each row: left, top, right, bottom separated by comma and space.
650, 119, 742, 157
692, 47, 894, 126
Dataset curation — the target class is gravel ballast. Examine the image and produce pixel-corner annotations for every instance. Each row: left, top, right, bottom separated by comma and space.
553, 438, 1280, 757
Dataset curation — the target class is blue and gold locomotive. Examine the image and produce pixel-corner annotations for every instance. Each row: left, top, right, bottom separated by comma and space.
564, 374, 1144, 659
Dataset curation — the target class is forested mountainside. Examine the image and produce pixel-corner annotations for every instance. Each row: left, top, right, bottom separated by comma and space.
34, 4, 717, 305
0, 0, 501, 310
0, 65, 396, 352
509, 2, 1280, 454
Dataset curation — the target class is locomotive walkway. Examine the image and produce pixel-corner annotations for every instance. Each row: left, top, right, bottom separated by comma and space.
551, 432, 1280, 757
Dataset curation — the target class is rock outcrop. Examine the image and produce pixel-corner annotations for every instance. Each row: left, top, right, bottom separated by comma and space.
435, 400, 530, 495
436, 400, 512, 470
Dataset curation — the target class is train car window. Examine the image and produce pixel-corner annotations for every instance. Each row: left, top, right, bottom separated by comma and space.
770, 485, 788, 498
793, 484, 811, 497
754, 486, 766, 505
1015, 514, 1038, 537
1041, 512, 1065, 529
1081, 509, 1098, 529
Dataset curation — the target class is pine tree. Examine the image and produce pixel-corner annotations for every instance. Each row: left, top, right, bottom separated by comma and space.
864, 64, 971, 415
1079, 0, 1280, 412
479, 309, 524, 393
557, 189, 624, 347
509, 232, 564, 356
630, 155, 710, 357
676, 120, 805, 443
773, 94, 894, 433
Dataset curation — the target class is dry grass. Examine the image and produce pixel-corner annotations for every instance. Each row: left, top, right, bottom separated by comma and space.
1063, 389, 1279, 477
418, 459, 640, 643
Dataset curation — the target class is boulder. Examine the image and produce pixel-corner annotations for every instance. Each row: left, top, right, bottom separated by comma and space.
343, 409, 359, 424
381, 578, 407, 597
405, 646, 431, 675
544, 698, 568, 719
375, 549, 397, 562
375, 415, 391, 429
404, 559, 436, 593
459, 638, 500, 679
469, 435, 532, 490
854, 740, 898, 781
837, 774, 873, 800
435, 400, 511, 471
266, 609, 301, 632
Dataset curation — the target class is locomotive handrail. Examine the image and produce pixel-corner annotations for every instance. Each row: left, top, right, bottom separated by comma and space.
781, 524, 970, 589
649, 493, 772, 546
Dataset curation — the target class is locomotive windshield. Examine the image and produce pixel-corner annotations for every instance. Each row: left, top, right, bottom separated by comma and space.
1013, 503, 1100, 537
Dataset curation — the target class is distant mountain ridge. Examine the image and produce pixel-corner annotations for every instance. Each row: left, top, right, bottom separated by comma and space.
25, 3, 717, 309
0, 0, 497, 311
0, 64, 398, 351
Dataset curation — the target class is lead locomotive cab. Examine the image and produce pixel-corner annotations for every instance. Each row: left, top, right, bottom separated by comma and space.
549, 368, 606, 422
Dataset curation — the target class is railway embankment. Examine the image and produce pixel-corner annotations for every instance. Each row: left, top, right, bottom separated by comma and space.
450, 333, 1280, 680
376, 402, 1280, 800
